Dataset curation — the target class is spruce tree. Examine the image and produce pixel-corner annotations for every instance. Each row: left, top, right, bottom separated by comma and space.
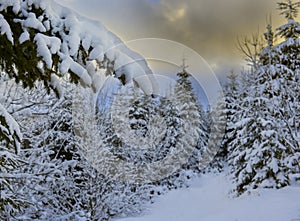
0, 0, 152, 152
173, 61, 205, 173
228, 5, 300, 193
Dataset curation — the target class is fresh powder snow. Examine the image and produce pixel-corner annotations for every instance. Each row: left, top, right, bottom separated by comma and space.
116, 172, 300, 221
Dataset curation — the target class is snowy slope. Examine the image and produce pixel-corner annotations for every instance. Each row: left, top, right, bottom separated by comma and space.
117, 172, 300, 221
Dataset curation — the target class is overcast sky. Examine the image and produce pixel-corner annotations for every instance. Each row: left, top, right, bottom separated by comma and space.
59, 0, 285, 75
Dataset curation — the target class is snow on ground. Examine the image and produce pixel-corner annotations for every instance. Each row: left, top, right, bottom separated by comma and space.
117, 172, 300, 221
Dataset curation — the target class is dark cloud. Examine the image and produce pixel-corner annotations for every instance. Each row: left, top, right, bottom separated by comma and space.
59, 0, 165, 38
59, 0, 287, 67
156, 0, 283, 61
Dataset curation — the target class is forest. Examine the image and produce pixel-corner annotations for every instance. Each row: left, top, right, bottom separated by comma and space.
0, 0, 299, 220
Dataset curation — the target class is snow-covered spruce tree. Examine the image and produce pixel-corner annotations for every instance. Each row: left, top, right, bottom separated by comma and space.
0, 121, 24, 220
220, 71, 240, 159
225, 29, 257, 194
226, 70, 277, 194
0, 0, 154, 219
275, 0, 300, 120
125, 89, 163, 163
202, 71, 240, 173
0, 75, 21, 156
214, 70, 251, 174
74, 86, 159, 219
205, 95, 227, 173
274, 0, 300, 180
227, 25, 285, 194
12, 87, 107, 220
0, 74, 67, 219
157, 64, 206, 187
157, 96, 181, 161
0, 0, 151, 94
104, 84, 175, 165
13, 90, 90, 219
107, 84, 186, 192
100, 75, 199, 191
259, 20, 300, 185
255, 1, 300, 184
0, 75, 42, 219
187, 101, 210, 173
228, 9, 300, 194
0, 81, 96, 219
229, 72, 291, 194
0, 0, 152, 152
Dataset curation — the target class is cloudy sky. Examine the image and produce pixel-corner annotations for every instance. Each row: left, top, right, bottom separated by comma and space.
59, 0, 285, 75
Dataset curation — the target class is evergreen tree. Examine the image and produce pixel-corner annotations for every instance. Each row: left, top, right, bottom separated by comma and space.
0, 0, 152, 151
0, 76, 36, 219
275, 0, 300, 152
227, 4, 300, 193
173, 61, 206, 173
228, 69, 290, 194
222, 71, 240, 157
0, 0, 151, 95
107, 84, 176, 164
157, 96, 181, 160
206, 95, 229, 173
